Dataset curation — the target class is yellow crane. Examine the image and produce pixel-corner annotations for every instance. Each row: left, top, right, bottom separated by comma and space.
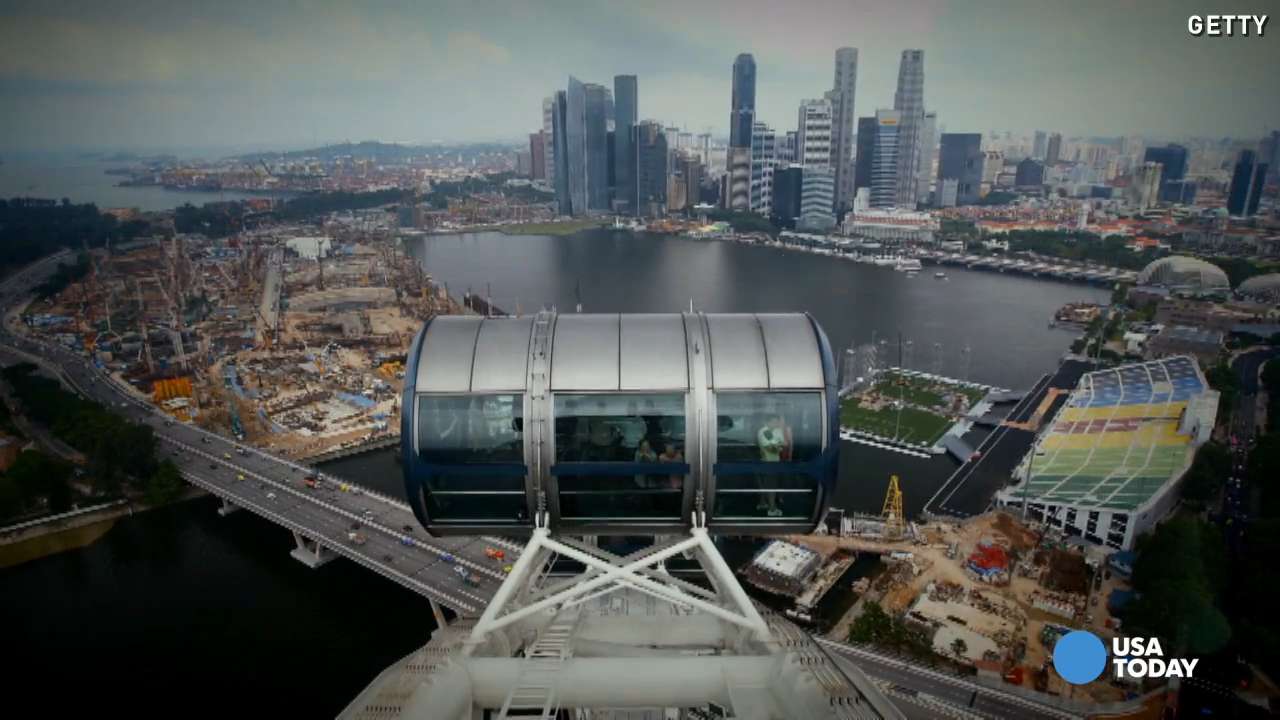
882, 475, 905, 539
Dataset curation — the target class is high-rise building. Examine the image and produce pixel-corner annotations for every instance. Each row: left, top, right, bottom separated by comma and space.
671, 153, 703, 213
1014, 158, 1044, 188
551, 90, 573, 215
777, 131, 798, 165
729, 54, 756, 150
869, 110, 901, 209
1144, 144, 1190, 204
542, 97, 556, 183
771, 165, 803, 229
826, 47, 858, 213
1127, 161, 1163, 211
613, 75, 638, 214
563, 78, 588, 214
1045, 132, 1063, 165
635, 120, 668, 217
980, 150, 1003, 191
799, 166, 835, 231
797, 99, 833, 168
726, 53, 756, 211
1262, 130, 1280, 183
750, 121, 776, 214
1227, 149, 1268, 217
854, 116, 876, 193
1032, 131, 1048, 161
892, 49, 926, 207
937, 133, 983, 206
584, 82, 612, 211
529, 131, 546, 180
916, 111, 937, 204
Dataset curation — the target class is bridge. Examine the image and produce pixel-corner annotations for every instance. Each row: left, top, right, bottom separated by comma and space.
0, 251, 517, 618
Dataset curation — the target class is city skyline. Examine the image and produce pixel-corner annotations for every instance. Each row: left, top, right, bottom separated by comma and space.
2, 0, 1278, 152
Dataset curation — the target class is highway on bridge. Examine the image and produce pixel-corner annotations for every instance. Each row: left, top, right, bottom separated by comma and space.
0, 251, 517, 617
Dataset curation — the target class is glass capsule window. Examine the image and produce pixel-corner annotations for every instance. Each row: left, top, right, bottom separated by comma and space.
415, 394, 527, 525
713, 391, 824, 521
552, 393, 688, 521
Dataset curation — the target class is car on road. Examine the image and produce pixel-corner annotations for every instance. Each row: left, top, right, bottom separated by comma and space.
236, 474, 245, 482
363, 509, 374, 519
266, 492, 276, 500
502, 564, 513, 574
382, 554, 394, 563
350, 522, 361, 531
402, 525, 414, 533
400, 537, 413, 546
208, 463, 218, 470
222, 452, 231, 460
200, 437, 209, 444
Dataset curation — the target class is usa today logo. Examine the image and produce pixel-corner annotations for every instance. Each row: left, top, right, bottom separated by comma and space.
1052, 631, 1199, 684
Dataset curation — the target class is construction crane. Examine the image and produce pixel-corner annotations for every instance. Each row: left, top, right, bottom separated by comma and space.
882, 474, 905, 539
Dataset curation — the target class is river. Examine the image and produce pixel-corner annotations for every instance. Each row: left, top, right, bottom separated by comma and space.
2, 228, 1109, 716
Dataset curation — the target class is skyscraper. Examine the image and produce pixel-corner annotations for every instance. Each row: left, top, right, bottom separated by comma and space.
1144, 144, 1190, 203
1262, 130, 1280, 184
1227, 149, 1268, 217
826, 47, 858, 213
529, 131, 546, 181
1045, 132, 1063, 165
635, 121, 668, 217
916, 111, 937, 205
613, 75, 638, 214
564, 78, 588, 214
797, 99, 833, 168
893, 50, 926, 207
729, 54, 756, 150
799, 166, 835, 231
552, 90, 573, 214
1128, 161, 1162, 211
771, 165, 804, 229
937, 133, 983, 206
726, 53, 756, 211
869, 110, 901, 209
583, 82, 611, 211
1032, 131, 1048, 161
1014, 157, 1044, 188
750, 121, 776, 214
542, 97, 556, 183
854, 116, 877, 193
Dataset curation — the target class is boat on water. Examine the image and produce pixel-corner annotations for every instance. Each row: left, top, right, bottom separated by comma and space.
894, 258, 923, 273
934, 271, 947, 279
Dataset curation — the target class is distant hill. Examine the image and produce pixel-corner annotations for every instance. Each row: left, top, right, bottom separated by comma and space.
237, 140, 517, 163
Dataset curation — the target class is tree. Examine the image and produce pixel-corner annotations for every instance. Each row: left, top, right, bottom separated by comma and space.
6, 449, 73, 513
1125, 517, 1231, 656
1181, 442, 1230, 507
951, 637, 968, 661
849, 601, 894, 645
144, 459, 185, 506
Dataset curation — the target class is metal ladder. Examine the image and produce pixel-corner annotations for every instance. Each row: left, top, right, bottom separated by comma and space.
496, 612, 580, 719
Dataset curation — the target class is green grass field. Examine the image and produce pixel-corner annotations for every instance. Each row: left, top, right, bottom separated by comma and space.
839, 398, 953, 446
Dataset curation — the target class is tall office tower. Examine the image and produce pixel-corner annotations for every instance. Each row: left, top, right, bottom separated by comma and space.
776, 131, 798, 165
635, 121, 668, 217
1263, 130, 1280, 183
1144, 144, 1190, 203
729, 53, 757, 149
675, 154, 704, 213
542, 97, 556, 183
892, 49, 926, 206
613, 75, 638, 214
980, 150, 1003, 191
1227, 149, 1268, 217
1128, 161, 1162, 211
1032, 131, 1048, 161
552, 90, 573, 214
853, 116, 876, 193
797, 99, 833, 168
1045, 132, 1063, 165
915, 111, 937, 205
529, 131, 546, 180
868, 110, 901, 208
750, 121, 776, 214
799, 166, 836, 230
1014, 158, 1044, 188
697, 133, 712, 166
584, 83, 611, 211
937, 133, 983, 206
771, 165, 804, 229
726, 53, 756, 211
563, 78, 588, 214
825, 47, 858, 213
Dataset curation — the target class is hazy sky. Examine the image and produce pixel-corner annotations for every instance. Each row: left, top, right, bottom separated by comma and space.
1, 0, 1277, 152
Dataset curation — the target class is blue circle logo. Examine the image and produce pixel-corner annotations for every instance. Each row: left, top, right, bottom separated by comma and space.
1053, 631, 1107, 685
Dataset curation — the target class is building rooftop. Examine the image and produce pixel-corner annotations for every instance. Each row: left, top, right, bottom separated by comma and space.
750, 540, 820, 580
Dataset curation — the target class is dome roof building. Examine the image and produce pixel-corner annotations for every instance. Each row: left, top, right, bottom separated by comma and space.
1137, 256, 1230, 294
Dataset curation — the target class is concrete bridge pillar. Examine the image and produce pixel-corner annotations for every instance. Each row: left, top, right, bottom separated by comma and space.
290, 531, 334, 568
216, 498, 240, 516
430, 598, 448, 629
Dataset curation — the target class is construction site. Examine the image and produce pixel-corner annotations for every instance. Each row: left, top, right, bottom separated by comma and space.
768, 476, 1136, 704
19, 219, 464, 463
